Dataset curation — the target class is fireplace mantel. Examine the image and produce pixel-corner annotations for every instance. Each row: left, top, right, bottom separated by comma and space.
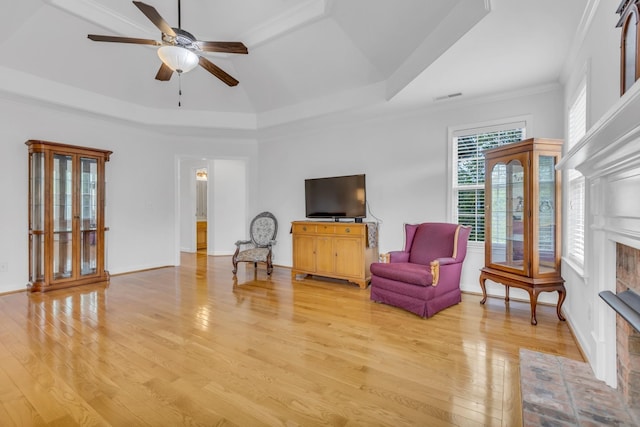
558, 81, 640, 178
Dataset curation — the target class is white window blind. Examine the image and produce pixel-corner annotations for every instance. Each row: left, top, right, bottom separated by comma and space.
568, 84, 586, 148
453, 123, 526, 242
567, 175, 585, 262
567, 80, 587, 265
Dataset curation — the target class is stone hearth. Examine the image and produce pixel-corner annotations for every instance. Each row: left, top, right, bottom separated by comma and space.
520, 349, 640, 426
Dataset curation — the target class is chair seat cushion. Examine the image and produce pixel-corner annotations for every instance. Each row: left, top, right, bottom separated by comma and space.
235, 247, 270, 262
370, 262, 433, 287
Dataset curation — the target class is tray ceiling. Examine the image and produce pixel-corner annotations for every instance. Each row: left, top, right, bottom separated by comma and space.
0, 0, 588, 130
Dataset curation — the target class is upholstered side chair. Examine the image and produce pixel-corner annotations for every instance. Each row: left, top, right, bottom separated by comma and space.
370, 222, 471, 318
232, 212, 278, 276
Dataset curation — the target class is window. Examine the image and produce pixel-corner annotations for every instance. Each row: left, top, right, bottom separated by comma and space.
567, 80, 587, 265
451, 121, 526, 242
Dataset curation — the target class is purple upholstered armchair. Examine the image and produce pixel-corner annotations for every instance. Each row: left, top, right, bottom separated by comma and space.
370, 223, 471, 318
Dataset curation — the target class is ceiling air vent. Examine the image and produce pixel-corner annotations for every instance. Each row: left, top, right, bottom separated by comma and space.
434, 92, 463, 101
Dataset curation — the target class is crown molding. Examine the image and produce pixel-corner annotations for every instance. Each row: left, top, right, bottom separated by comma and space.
0, 66, 562, 139
257, 81, 386, 130
0, 65, 256, 134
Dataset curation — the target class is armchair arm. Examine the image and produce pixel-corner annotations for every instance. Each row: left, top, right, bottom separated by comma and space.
234, 239, 251, 247
430, 260, 439, 286
389, 251, 410, 263
429, 257, 459, 286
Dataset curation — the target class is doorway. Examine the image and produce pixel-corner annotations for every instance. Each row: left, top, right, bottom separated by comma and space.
177, 157, 248, 261
196, 168, 208, 252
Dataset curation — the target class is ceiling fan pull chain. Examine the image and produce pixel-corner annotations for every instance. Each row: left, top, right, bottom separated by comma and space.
178, 73, 183, 107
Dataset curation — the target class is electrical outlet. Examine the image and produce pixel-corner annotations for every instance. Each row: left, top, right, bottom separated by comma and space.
0, 262, 7, 273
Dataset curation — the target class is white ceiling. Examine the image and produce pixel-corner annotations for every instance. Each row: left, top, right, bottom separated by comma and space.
0, 0, 589, 129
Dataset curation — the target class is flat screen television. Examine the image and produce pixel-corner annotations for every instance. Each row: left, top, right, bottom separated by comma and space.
305, 174, 366, 220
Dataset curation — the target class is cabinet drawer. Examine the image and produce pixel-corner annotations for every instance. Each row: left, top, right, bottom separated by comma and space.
292, 222, 364, 236
292, 223, 316, 234
334, 224, 364, 236
316, 224, 336, 234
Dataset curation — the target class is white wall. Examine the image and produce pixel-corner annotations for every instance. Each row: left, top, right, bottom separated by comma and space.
212, 159, 247, 256
0, 96, 258, 294
258, 87, 564, 299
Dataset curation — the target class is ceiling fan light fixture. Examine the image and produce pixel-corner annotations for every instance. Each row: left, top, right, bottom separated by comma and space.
157, 45, 198, 74
88, 1, 245, 87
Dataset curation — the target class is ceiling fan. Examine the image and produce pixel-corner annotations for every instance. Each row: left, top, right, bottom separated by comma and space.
87, 0, 248, 87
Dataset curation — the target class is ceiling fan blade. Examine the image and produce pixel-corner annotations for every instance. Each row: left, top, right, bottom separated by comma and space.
133, 1, 176, 37
88, 34, 160, 46
155, 63, 173, 81
198, 57, 239, 87
197, 41, 248, 54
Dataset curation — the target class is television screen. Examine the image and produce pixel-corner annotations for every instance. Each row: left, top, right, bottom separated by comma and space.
305, 174, 366, 219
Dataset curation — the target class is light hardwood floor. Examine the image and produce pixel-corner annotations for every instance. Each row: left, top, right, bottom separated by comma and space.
0, 253, 583, 426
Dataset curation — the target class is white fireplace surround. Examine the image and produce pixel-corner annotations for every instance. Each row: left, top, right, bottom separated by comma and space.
558, 81, 640, 388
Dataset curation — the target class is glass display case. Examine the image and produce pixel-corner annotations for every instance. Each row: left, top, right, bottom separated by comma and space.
27, 140, 112, 292
479, 138, 565, 325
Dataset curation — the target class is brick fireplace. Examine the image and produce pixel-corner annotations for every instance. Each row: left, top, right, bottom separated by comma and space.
616, 243, 640, 416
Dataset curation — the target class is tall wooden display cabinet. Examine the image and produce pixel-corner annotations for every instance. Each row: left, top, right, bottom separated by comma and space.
479, 138, 566, 325
27, 140, 112, 292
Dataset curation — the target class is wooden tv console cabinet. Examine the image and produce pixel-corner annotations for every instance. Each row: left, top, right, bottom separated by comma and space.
291, 221, 378, 289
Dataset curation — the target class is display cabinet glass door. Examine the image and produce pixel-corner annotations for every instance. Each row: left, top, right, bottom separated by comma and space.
29, 152, 45, 284
488, 155, 528, 275
53, 154, 74, 280
536, 154, 558, 275
52, 155, 103, 282
80, 157, 99, 276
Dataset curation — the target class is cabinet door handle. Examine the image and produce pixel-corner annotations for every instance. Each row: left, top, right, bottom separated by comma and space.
345, 227, 350, 233
302, 226, 307, 231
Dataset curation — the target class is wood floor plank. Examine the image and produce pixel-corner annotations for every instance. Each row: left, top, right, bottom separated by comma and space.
502, 358, 523, 427
0, 253, 583, 426
1, 396, 47, 427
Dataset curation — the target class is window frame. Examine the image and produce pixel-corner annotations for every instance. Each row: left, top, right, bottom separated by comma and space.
447, 115, 532, 248
565, 73, 589, 273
